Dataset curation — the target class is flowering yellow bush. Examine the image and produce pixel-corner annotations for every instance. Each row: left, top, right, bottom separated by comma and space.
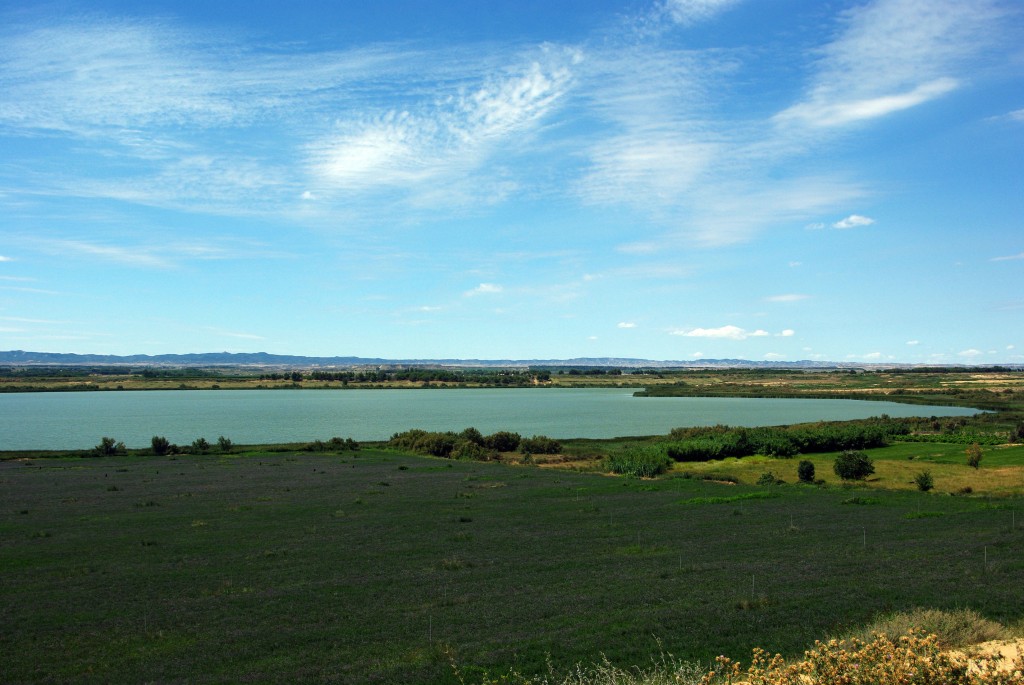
458, 631, 1022, 685
701, 631, 1023, 685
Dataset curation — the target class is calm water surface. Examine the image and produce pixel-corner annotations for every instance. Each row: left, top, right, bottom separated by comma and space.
0, 388, 981, 450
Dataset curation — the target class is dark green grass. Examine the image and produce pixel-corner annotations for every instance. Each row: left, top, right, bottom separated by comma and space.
2, 451, 1023, 684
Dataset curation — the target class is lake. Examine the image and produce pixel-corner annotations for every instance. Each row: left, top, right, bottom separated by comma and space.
0, 388, 982, 450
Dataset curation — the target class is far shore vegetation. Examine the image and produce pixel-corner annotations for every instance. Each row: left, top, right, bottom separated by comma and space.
4, 366, 1024, 683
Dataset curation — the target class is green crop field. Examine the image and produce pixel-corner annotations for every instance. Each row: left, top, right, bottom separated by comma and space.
3, 448, 1022, 684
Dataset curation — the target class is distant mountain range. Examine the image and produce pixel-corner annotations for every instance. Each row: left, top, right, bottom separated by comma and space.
2, 349, 1015, 370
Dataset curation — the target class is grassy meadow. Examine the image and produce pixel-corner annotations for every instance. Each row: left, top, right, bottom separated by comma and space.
3, 446, 1023, 684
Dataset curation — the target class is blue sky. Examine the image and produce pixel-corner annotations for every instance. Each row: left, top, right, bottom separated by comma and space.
1, 0, 1022, 363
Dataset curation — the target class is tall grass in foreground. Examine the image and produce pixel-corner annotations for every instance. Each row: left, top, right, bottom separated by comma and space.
460, 631, 1023, 685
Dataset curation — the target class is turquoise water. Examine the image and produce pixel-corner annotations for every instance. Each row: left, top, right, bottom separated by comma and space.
0, 388, 981, 450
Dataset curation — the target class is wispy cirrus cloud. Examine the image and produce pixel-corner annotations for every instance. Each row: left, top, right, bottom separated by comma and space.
765, 294, 810, 303
1, 15, 580, 215
660, 0, 743, 26
775, 0, 1005, 130
992, 252, 1024, 262
307, 47, 579, 202
19, 236, 288, 269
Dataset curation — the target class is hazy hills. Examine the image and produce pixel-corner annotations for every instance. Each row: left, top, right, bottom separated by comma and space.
0, 349, 993, 370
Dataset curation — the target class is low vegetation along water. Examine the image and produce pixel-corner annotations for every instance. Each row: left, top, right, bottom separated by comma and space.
0, 388, 980, 450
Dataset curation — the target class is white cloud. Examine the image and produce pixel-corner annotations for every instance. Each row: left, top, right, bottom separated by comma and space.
418, 306, 442, 312
764, 352, 785, 360
0, 255, 12, 262
1007, 109, 1024, 122
1008, 345, 1016, 350
617, 322, 637, 329
661, 0, 742, 26
671, 325, 770, 340
789, 261, 802, 268
906, 340, 920, 346
775, 0, 1004, 131
833, 214, 875, 229
765, 294, 809, 303
778, 329, 795, 337
958, 348, 983, 358
805, 222, 825, 230
301, 191, 315, 200
465, 283, 503, 296
991, 252, 1024, 262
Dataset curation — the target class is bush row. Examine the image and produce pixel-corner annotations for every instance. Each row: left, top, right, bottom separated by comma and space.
664, 419, 909, 462
387, 428, 562, 460
89, 435, 360, 456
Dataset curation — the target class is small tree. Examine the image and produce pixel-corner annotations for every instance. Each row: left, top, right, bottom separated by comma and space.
459, 427, 485, 446
151, 435, 171, 456
192, 437, 210, 454
914, 470, 934, 492
965, 443, 983, 469
833, 450, 874, 481
797, 459, 815, 483
217, 435, 233, 453
94, 436, 127, 456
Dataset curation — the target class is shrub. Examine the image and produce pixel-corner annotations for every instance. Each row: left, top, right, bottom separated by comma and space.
519, 435, 562, 454
756, 472, 780, 486
450, 439, 492, 461
1011, 422, 1024, 443
93, 437, 127, 457
151, 435, 171, 456
413, 431, 457, 457
797, 460, 815, 483
966, 443, 983, 469
833, 450, 874, 481
701, 630, 1019, 685
459, 427, 485, 446
484, 431, 521, 452
914, 470, 934, 492
191, 437, 210, 454
389, 429, 429, 451
327, 436, 359, 451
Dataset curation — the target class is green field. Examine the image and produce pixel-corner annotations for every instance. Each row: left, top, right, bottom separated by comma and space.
3, 448, 1022, 684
